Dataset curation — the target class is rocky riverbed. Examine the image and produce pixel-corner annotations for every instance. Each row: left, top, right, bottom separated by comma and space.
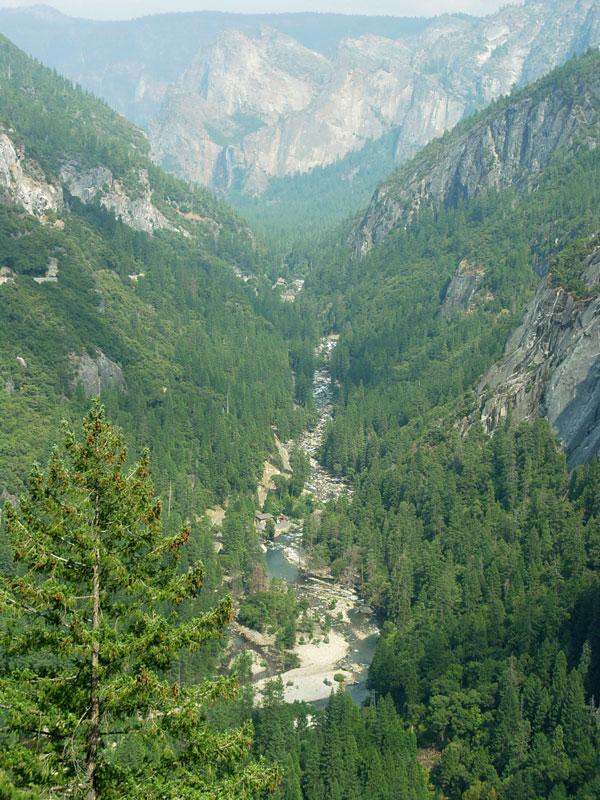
224, 335, 378, 704
256, 529, 380, 704
289, 334, 352, 504
249, 336, 376, 704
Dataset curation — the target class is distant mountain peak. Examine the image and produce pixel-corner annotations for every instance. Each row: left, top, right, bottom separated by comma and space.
149, 0, 600, 194
1, 1, 599, 202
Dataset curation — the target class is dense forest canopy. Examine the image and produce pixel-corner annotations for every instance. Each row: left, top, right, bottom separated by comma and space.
291, 49, 600, 800
0, 404, 281, 799
0, 25, 600, 800
0, 33, 318, 518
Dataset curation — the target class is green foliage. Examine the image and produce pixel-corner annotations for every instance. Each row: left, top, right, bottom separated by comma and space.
227, 130, 398, 236
0, 404, 279, 799
289, 448, 310, 497
250, 685, 431, 800
550, 231, 600, 297
238, 579, 299, 649
310, 420, 600, 798
0, 202, 302, 511
295, 48, 600, 800
0, 33, 317, 523
312, 112, 600, 481
0, 35, 147, 176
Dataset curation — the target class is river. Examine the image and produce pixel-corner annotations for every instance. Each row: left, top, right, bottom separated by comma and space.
291, 334, 352, 503
253, 335, 379, 705
264, 529, 379, 705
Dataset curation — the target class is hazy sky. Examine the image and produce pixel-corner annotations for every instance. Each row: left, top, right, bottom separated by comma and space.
0, 1, 521, 21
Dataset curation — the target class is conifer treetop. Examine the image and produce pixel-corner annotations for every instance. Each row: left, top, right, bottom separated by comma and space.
0, 401, 280, 799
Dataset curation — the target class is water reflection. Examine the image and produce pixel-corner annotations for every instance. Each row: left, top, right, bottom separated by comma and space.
264, 540, 299, 585
265, 530, 380, 705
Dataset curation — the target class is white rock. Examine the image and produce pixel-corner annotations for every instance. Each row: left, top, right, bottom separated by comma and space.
60, 163, 174, 234
0, 133, 62, 219
149, 2, 598, 193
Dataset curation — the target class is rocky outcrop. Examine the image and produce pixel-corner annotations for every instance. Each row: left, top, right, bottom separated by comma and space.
70, 350, 127, 397
354, 76, 596, 256
150, 26, 333, 192
61, 164, 112, 203
149, 0, 600, 193
60, 164, 174, 234
441, 260, 487, 319
3, 3, 599, 195
0, 133, 62, 220
479, 250, 600, 467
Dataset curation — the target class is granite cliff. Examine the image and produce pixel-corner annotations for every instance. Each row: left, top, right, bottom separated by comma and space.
0, 132, 62, 221
70, 350, 127, 397
3, 3, 598, 196
355, 48, 600, 255
149, 0, 600, 193
60, 163, 174, 234
351, 47, 600, 467
479, 248, 600, 467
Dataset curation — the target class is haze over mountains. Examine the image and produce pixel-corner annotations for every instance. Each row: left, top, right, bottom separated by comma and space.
2, 1, 600, 199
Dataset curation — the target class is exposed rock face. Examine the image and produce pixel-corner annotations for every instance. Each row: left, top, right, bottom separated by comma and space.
355, 78, 596, 255
61, 164, 112, 203
0, 133, 62, 219
479, 251, 600, 467
149, 0, 600, 193
150, 26, 333, 192
60, 164, 173, 234
70, 350, 127, 397
441, 260, 486, 319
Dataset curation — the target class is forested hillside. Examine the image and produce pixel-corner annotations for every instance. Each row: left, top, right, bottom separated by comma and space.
297, 50, 600, 798
2, 21, 600, 800
0, 33, 315, 519
311, 51, 600, 480
310, 421, 600, 797
227, 130, 398, 236
250, 681, 431, 800
3, 1, 600, 227
0, 34, 435, 800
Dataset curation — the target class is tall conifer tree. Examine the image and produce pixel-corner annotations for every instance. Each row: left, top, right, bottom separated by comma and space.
0, 403, 279, 799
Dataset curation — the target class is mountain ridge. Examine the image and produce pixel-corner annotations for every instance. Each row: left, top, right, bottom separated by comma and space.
149, 0, 600, 194
303, 49, 600, 481
0, 32, 307, 517
2, 2, 599, 203
354, 50, 600, 256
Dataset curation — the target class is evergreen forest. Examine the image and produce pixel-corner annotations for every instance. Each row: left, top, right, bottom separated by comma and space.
0, 28, 600, 800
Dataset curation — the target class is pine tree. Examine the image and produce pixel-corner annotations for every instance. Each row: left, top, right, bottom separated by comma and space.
0, 403, 279, 800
